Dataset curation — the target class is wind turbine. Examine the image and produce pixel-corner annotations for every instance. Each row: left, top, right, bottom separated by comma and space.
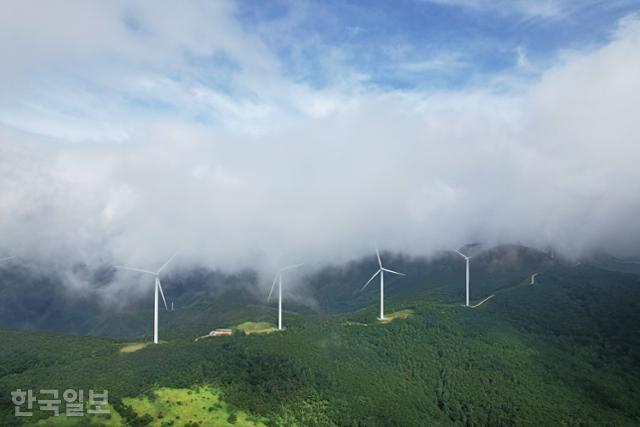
454, 249, 473, 307
268, 264, 303, 331
115, 253, 177, 344
361, 248, 405, 320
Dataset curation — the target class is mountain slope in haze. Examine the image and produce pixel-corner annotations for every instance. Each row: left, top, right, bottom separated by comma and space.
0, 245, 557, 339
0, 264, 263, 338
1, 260, 640, 426
305, 244, 556, 312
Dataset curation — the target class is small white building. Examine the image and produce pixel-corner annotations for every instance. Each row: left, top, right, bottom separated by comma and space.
209, 328, 233, 337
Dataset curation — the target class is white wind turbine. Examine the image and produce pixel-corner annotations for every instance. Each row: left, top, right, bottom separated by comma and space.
115, 253, 177, 344
454, 249, 473, 307
361, 248, 405, 320
268, 264, 303, 331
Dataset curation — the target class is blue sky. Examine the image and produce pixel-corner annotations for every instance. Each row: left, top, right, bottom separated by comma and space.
1, 0, 638, 139
233, 0, 639, 90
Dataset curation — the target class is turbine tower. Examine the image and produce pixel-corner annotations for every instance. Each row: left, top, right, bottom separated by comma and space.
115, 253, 177, 344
268, 264, 303, 331
455, 249, 472, 307
361, 248, 405, 320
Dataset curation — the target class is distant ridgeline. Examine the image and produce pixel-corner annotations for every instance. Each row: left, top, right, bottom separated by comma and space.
1, 245, 640, 425
0, 245, 557, 339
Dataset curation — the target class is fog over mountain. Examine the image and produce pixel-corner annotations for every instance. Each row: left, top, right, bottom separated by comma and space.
1, 2, 639, 294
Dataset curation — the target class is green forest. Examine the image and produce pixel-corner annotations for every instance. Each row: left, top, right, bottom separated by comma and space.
1, 249, 640, 426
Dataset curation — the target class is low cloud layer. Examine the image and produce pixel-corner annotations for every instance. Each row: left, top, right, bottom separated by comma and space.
0, 4, 639, 285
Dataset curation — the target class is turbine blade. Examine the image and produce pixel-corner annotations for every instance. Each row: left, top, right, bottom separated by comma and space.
0, 256, 13, 262
156, 251, 179, 275
157, 279, 168, 311
382, 267, 406, 276
376, 248, 382, 269
114, 266, 156, 275
454, 249, 468, 259
280, 263, 304, 272
361, 269, 381, 290
267, 273, 279, 301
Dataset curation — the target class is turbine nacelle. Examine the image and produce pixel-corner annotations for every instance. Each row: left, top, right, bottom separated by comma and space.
268, 263, 304, 301
453, 248, 476, 307
114, 252, 178, 343
361, 248, 406, 320
361, 248, 405, 291
268, 263, 304, 331
114, 252, 178, 312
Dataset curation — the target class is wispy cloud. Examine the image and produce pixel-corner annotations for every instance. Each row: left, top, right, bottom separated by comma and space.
397, 53, 467, 73
424, 0, 640, 22
423, 0, 566, 18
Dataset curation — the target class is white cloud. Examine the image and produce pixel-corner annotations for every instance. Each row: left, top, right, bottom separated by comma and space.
516, 46, 530, 68
0, 4, 639, 291
0, 0, 319, 139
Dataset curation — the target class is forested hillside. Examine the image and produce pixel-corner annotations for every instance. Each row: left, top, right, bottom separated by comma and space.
1, 258, 639, 426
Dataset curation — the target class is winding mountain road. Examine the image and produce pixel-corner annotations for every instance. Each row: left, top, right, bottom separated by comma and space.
470, 294, 495, 308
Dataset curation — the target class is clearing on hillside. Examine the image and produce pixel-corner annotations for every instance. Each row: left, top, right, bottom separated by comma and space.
123, 386, 266, 427
235, 321, 278, 335
119, 343, 149, 353
379, 309, 415, 323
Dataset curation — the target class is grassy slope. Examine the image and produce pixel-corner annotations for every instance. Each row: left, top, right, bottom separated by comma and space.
123, 386, 266, 426
234, 322, 278, 335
